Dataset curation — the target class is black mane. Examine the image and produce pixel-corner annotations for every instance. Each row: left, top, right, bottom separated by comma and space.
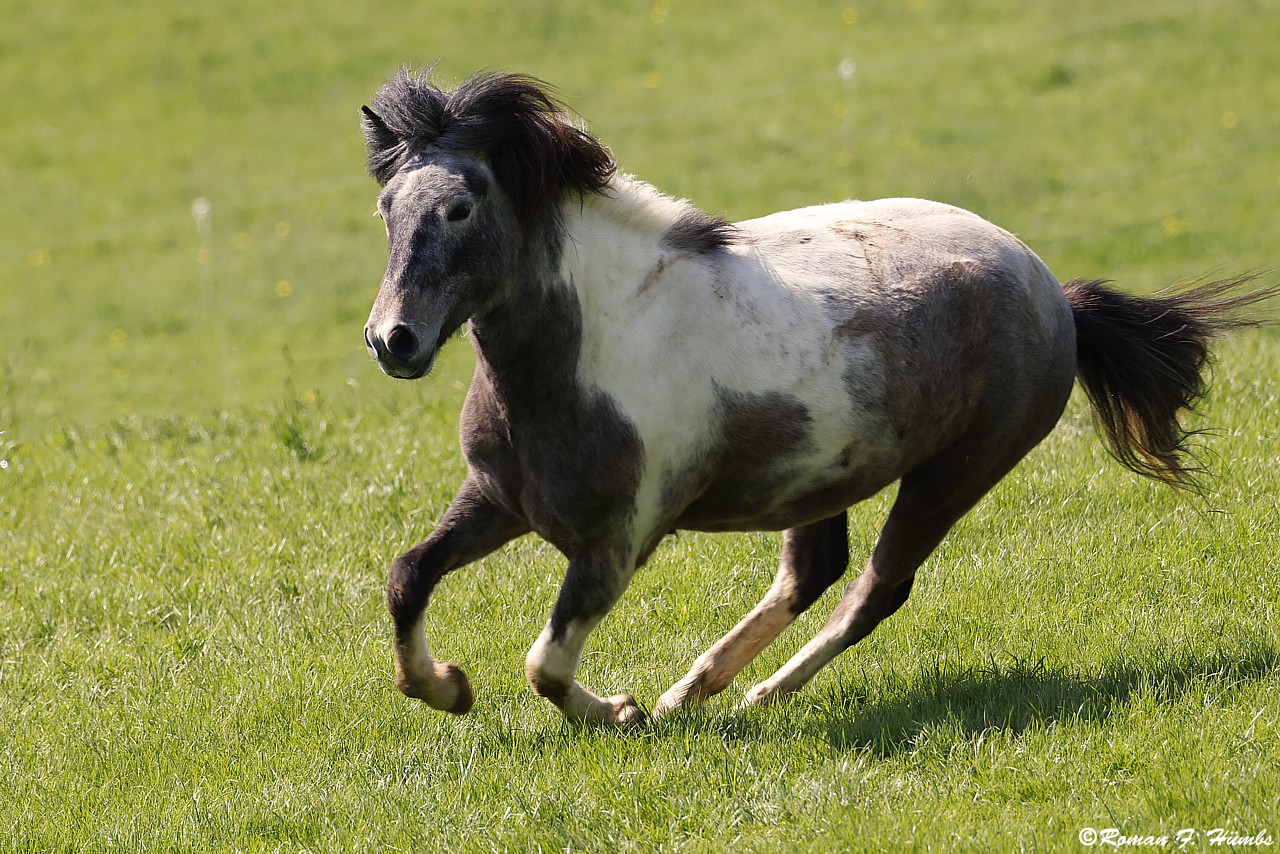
663, 209, 739, 254
361, 68, 616, 224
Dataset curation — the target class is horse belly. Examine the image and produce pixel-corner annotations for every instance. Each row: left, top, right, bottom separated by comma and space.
667, 372, 909, 533
674, 454, 902, 532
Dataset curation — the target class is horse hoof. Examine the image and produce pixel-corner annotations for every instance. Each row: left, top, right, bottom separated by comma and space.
395, 661, 474, 714
435, 662, 474, 715
608, 693, 647, 727
737, 682, 778, 710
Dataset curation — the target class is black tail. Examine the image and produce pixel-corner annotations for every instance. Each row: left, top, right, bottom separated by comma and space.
1063, 275, 1278, 490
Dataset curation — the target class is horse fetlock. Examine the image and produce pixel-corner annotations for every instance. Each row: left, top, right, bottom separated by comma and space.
652, 677, 715, 720
396, 660, 474, 714
528, 672, 647, 726
651, 689, 690, 721
526, 665, 571, 706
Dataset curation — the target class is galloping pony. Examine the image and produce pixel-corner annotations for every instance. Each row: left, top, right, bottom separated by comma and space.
359, 69, 1272, 725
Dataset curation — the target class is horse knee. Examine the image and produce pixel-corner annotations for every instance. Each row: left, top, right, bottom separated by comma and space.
386, 483, 529, 636
387, 543, 434, 632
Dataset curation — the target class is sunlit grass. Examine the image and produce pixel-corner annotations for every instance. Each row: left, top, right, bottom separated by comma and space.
3, 363, 1277, 848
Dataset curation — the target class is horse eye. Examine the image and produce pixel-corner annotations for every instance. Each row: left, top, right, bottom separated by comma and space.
446, 200, 473, 223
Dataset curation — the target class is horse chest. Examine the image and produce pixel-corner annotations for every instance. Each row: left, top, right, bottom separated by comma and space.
460, 377, 644, 552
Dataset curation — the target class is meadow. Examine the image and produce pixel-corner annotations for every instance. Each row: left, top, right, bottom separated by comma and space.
2, 0, 1278, 850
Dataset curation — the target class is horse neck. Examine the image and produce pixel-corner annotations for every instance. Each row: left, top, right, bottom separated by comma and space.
468, 179, 670, 407
466, 210, 587, 412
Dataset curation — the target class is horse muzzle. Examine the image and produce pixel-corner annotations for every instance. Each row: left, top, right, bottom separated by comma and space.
364, 321, 440, 380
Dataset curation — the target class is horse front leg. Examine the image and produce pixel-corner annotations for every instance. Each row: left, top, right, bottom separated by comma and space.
388, 476, 528, 714
524, 546, 646, 726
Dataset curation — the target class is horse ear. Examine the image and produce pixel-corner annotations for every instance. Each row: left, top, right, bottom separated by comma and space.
361, 105, 403, 184
361, 106, 397, 152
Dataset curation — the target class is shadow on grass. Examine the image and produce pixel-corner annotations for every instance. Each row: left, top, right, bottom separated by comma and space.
476, 641, 1277, 754
795, 641, 1279, 756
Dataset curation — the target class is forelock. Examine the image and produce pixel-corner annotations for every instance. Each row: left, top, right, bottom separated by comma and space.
361, 67, 617, 223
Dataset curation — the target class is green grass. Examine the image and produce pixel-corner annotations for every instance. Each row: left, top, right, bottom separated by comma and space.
3, 0, 1279, 850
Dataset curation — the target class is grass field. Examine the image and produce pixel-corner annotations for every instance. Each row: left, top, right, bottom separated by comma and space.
3, 0, 1279, 850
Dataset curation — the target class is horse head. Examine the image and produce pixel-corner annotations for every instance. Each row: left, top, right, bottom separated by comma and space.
360, 69, 614, 379
362, 141, 513, 379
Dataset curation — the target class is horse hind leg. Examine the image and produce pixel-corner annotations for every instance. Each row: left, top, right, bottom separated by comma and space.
651, 512, 850, 720
738, 433, 1041, 710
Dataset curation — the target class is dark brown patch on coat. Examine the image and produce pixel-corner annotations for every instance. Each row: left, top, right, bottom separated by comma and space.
668, 384, 815, 530
463, 277, 644, 557
455, 221, 647, 648
828, 260, 999, 471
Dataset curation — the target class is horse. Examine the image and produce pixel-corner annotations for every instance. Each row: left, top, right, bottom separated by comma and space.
359, 68, 1274, 726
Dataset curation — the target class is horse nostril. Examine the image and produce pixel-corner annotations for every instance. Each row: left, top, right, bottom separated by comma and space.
386, 324, 419, 360
364, 327, 375, 353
